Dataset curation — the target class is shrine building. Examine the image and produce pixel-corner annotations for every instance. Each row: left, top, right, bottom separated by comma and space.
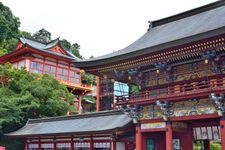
6, 1, 225, 150
0, 37, 92, 113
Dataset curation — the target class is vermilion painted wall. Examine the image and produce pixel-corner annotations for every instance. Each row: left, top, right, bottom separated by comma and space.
142, 132, 166, 150
0, 146, 5, 150
174, 130, 193, 150
142, 129, 193, 150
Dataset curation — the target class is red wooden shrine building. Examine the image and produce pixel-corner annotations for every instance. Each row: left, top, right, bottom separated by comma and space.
0, 37, 92, 113
6, 1, 225, 150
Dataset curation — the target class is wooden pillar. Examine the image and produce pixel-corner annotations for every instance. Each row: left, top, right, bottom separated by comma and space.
96, 77, 100, 112
166, 121, 173, 150
24, 139, 27, 150
78, 95, 82, 114
53, 141, 56, 150
135, 123, 142, 150
71, 136, 74, 150
38, 138, 41, 150
111, 141, 116, 150
204, 140, 210, 150
220, 115, 225, 150
90, 136, 94, 150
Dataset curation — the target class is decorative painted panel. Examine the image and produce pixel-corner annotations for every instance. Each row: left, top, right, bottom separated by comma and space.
142, 60, 218, 88
141, 99, 216, 120
171, 99, 216, 117
142, 105, 162, 119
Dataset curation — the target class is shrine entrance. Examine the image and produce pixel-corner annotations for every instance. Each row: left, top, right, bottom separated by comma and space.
139, 117, 225, 150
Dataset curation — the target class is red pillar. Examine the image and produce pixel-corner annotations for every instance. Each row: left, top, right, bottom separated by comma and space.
220, 117, 225, 150
90, 136, 94, 150
54, 141, 56, 150
111, 141, 116, 150
166, 121, 173, 150
38, 138, 41, 150
135, 124, 142, 150
71, 136, 74, 150
96, 77, 100, 112
24, 139, 27, 150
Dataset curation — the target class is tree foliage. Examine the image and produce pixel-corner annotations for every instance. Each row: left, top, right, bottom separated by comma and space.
0, 2, 20, 55
0, 64, 75, 135
32, 28, 51, 43
60, 39, 83, 59
0, 2, 20, 43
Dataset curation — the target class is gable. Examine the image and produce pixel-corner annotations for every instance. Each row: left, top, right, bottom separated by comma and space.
49, 45, 68, 55
15, 42, 24, 50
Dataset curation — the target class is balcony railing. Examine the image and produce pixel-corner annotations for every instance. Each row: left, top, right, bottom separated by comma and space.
58, 79, 92, 90
115, 77, 225, 105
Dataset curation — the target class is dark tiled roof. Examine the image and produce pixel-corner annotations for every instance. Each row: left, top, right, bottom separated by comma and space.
6, 110, 132, 137
76, 0, 225, 67
20, 37, 81, 61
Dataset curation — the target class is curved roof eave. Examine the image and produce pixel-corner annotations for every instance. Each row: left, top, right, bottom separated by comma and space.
75, 27, 225, 68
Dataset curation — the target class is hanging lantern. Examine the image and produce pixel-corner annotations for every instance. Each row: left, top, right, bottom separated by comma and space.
204, 59, 209, 64
217, 109, 223, 116
156, 69, 160, 74
80, 69, 85, 75
128, 76, 131, 80
163, 115, 168, 121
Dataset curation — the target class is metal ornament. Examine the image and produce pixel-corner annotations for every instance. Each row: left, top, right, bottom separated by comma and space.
120, 105, 143, 124
156, 100, 173, 121
209, 93, 225, 116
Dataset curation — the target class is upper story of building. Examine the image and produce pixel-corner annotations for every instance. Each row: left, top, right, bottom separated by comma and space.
75, 0, 225, 111
0, 37, 92, 95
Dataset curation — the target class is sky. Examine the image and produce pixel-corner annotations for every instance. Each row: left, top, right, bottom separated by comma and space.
1, 0, 217, 59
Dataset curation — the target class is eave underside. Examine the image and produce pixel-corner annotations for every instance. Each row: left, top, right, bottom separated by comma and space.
80, 33, 225, 79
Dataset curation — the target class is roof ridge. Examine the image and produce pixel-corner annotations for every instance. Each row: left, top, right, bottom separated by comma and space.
28, 110, 123, 124
149, 0, 224, 29
46, 37, 60, 45
20, 36, 47, 45
20, 37, 61, 46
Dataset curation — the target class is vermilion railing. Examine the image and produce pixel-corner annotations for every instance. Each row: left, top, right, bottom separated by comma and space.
116, 77, 225, 105
58, 79, 92, 90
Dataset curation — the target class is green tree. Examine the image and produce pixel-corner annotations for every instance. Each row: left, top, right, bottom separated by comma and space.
20, 30, 32, 38
33, 28, 51, 43
1, 38, 18, 53
0, 2, 20, 44
60, 39, 83, 59
0, 2, 20, 54
0, 64, 75, 149
60, 39, 71, 50
71, 43, 82, 58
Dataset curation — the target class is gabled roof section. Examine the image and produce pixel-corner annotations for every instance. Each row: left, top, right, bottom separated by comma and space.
6, 110, 132, 137
76, 0, 225, 67
19, 37, 81, 61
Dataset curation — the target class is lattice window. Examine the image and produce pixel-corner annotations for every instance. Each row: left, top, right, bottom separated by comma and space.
30, 61, 43, 74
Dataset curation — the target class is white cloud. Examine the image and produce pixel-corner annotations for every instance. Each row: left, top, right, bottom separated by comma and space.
1, 0, 216, 58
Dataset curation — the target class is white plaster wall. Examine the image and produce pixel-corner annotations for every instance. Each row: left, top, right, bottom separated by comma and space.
116, 142, 125, 150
